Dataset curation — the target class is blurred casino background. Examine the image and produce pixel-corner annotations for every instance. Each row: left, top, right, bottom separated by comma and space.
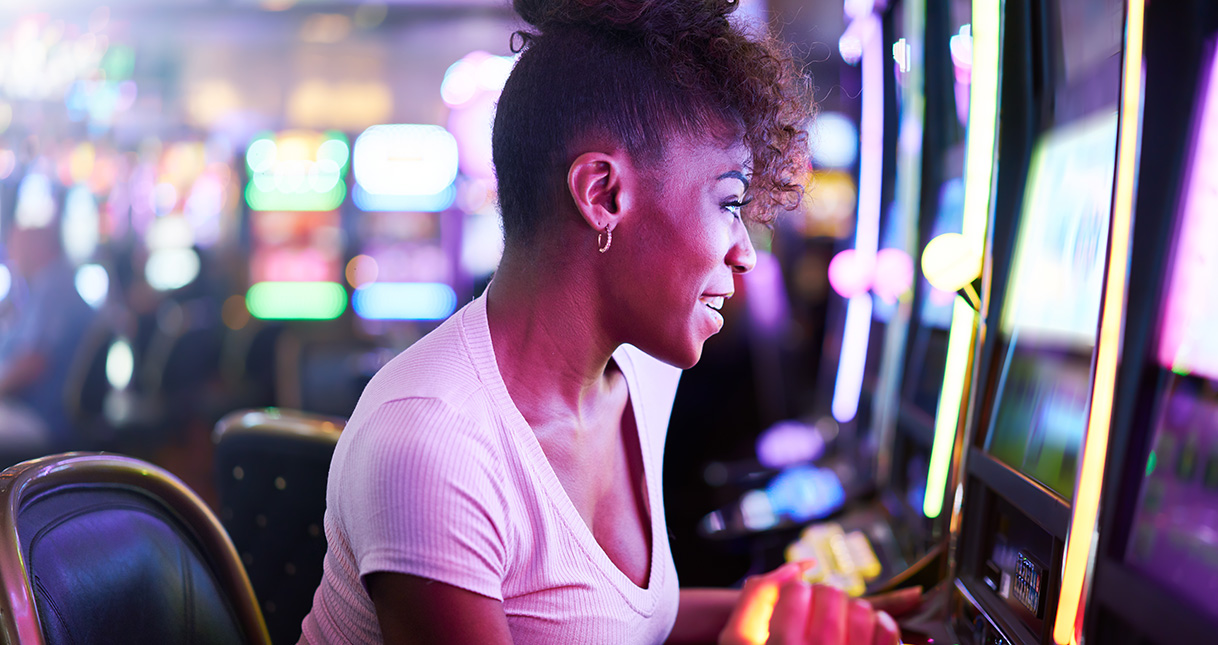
0, 0, 888, 593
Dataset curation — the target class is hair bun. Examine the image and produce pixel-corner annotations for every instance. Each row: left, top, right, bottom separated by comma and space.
512, 0, 738, 37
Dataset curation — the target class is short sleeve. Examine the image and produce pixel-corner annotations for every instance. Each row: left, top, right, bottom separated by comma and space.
334, 397, 510, 602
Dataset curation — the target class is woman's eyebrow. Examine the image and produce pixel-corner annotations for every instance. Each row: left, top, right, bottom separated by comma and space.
716, 170, 750, 192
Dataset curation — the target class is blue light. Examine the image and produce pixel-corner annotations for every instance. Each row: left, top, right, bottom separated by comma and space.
353, 184, 456, 213
353, 282, 458, 321
765, 465, 846, 522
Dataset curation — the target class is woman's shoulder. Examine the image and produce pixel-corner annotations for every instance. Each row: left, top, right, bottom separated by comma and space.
354, 302, 492, 423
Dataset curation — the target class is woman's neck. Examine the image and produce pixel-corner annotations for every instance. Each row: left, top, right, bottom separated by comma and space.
485, 244, 624, 431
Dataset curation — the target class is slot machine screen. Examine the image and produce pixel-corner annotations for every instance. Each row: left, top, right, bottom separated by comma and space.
1125, 42, 1218, 619
983, 109, 1118, 499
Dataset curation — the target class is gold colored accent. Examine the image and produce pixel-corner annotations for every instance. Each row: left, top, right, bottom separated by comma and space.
0, 453, 272, 645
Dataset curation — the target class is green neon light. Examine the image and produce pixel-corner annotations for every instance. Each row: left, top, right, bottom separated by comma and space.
244, 181, 346, 212
961, 0, 1000, 243
1147, 451, 1157, 477
244, 131, 350, 212
924, 297, 976, 518
923, 0, 1001, 519
246, 281, 347, 320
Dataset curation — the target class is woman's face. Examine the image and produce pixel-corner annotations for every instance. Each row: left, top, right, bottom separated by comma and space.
610, 134, 757, 369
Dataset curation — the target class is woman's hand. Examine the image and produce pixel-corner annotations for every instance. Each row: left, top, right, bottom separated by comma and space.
718, 562, 902, 645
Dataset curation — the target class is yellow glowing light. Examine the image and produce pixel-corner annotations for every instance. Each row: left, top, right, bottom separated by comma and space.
1053, 1, 1143, 643
188, 80, 242, 128
69, 143, 96, 185
921, 232, 983, 292
287, 80, 392, 131
962, 0, 1000, 243
345, 254, 379, 288
922, 0, 1000, 517
924, 297, 976, 517
737, 584, 779, 644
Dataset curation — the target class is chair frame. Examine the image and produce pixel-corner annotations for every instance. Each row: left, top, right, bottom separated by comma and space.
0, 452, 272, 645
214, 408, 345, 445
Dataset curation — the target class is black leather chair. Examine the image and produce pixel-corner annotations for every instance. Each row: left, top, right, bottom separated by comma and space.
213, 408, 345, 645
0, 452, 271, 645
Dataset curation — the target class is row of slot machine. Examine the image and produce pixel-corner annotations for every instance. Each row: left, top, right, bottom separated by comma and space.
700, 0, 1218, 643
0, 55, 509, 433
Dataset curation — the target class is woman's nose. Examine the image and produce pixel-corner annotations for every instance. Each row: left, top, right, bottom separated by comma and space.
728, 226, 757, 274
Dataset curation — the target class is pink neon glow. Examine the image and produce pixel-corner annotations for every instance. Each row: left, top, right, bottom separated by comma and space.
756, 420, 826, 469
855, 13, 884, 262
828, 249, 876, 298
832, 294, 873, 422
1157, 45, 1218, 378
873, 248, 914, 303
830, 10, 883, 424
744, 250, 791, 333
251, 248, 333, 283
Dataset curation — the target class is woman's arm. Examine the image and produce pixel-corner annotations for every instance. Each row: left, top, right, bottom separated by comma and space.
669, 588, 741, 644
367, 572, 514, 645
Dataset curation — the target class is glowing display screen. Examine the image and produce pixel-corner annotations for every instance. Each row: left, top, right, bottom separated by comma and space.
985, 110, 1118, 498
1000, 111, 1117, 345
245, 131, 349, 212
1125, 41, 1218, 620
249, 210, 342, 284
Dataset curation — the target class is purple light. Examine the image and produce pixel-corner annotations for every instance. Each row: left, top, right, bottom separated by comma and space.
1158, 43, 1218, 378
873, 247, 914, 303
756, 420, 826, 469
831, 10, 884, 424
828, 248, 876, 298
744, 250, 791, 333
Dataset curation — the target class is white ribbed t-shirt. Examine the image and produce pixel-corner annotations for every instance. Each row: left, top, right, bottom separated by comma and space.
299, 293, 682, 644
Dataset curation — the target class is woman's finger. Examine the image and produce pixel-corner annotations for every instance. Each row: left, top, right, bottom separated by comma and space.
847, 598, 876, 645
721, 562, 815, 645
765, 578, 813, 645
807, 584, 848, 645
862, 586, 923, 618
872, 610, 901, 645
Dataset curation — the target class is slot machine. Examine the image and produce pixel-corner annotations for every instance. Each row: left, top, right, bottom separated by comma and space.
693, 0, 982, 598
903, 0, 1139, 642
1082, 1, 1218, 642
779, 0, 983, 598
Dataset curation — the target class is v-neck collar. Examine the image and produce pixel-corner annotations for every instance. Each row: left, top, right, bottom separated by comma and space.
461, 293, 664, 615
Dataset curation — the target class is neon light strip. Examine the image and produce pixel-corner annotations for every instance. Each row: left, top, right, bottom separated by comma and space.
832, 294, 875, 422
246, 281, 348, 320
1159, 43, 1218, 377
960, 2, 999, 244
353, 282, 458, 320
923, 0, 1001, 517
924, 297, 975, 516
1054, 1, 1143, 642
831, 12, 883, 423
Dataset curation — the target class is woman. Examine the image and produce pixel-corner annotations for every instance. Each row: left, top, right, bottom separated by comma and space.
300, 0, 905, 643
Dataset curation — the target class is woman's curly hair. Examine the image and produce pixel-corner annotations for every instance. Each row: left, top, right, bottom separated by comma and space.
492, 0, 813, 244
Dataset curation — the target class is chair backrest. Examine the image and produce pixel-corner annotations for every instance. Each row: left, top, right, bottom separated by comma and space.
0, 452, 271, 645
213, 408, 344, 645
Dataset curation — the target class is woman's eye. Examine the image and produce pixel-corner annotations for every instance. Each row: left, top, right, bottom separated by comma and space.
722, 198, 751, 220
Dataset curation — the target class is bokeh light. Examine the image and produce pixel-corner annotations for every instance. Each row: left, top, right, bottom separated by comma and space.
74, 263, 110, 309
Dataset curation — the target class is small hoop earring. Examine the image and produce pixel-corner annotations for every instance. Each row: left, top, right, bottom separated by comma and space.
597, 225, 612, 254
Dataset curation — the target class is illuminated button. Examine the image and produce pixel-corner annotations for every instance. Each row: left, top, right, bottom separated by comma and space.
845, 531, 882, 580
921, 232, 983, 292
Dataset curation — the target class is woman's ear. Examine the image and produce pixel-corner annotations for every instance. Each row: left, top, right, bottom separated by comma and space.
567, 151, 631, 233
